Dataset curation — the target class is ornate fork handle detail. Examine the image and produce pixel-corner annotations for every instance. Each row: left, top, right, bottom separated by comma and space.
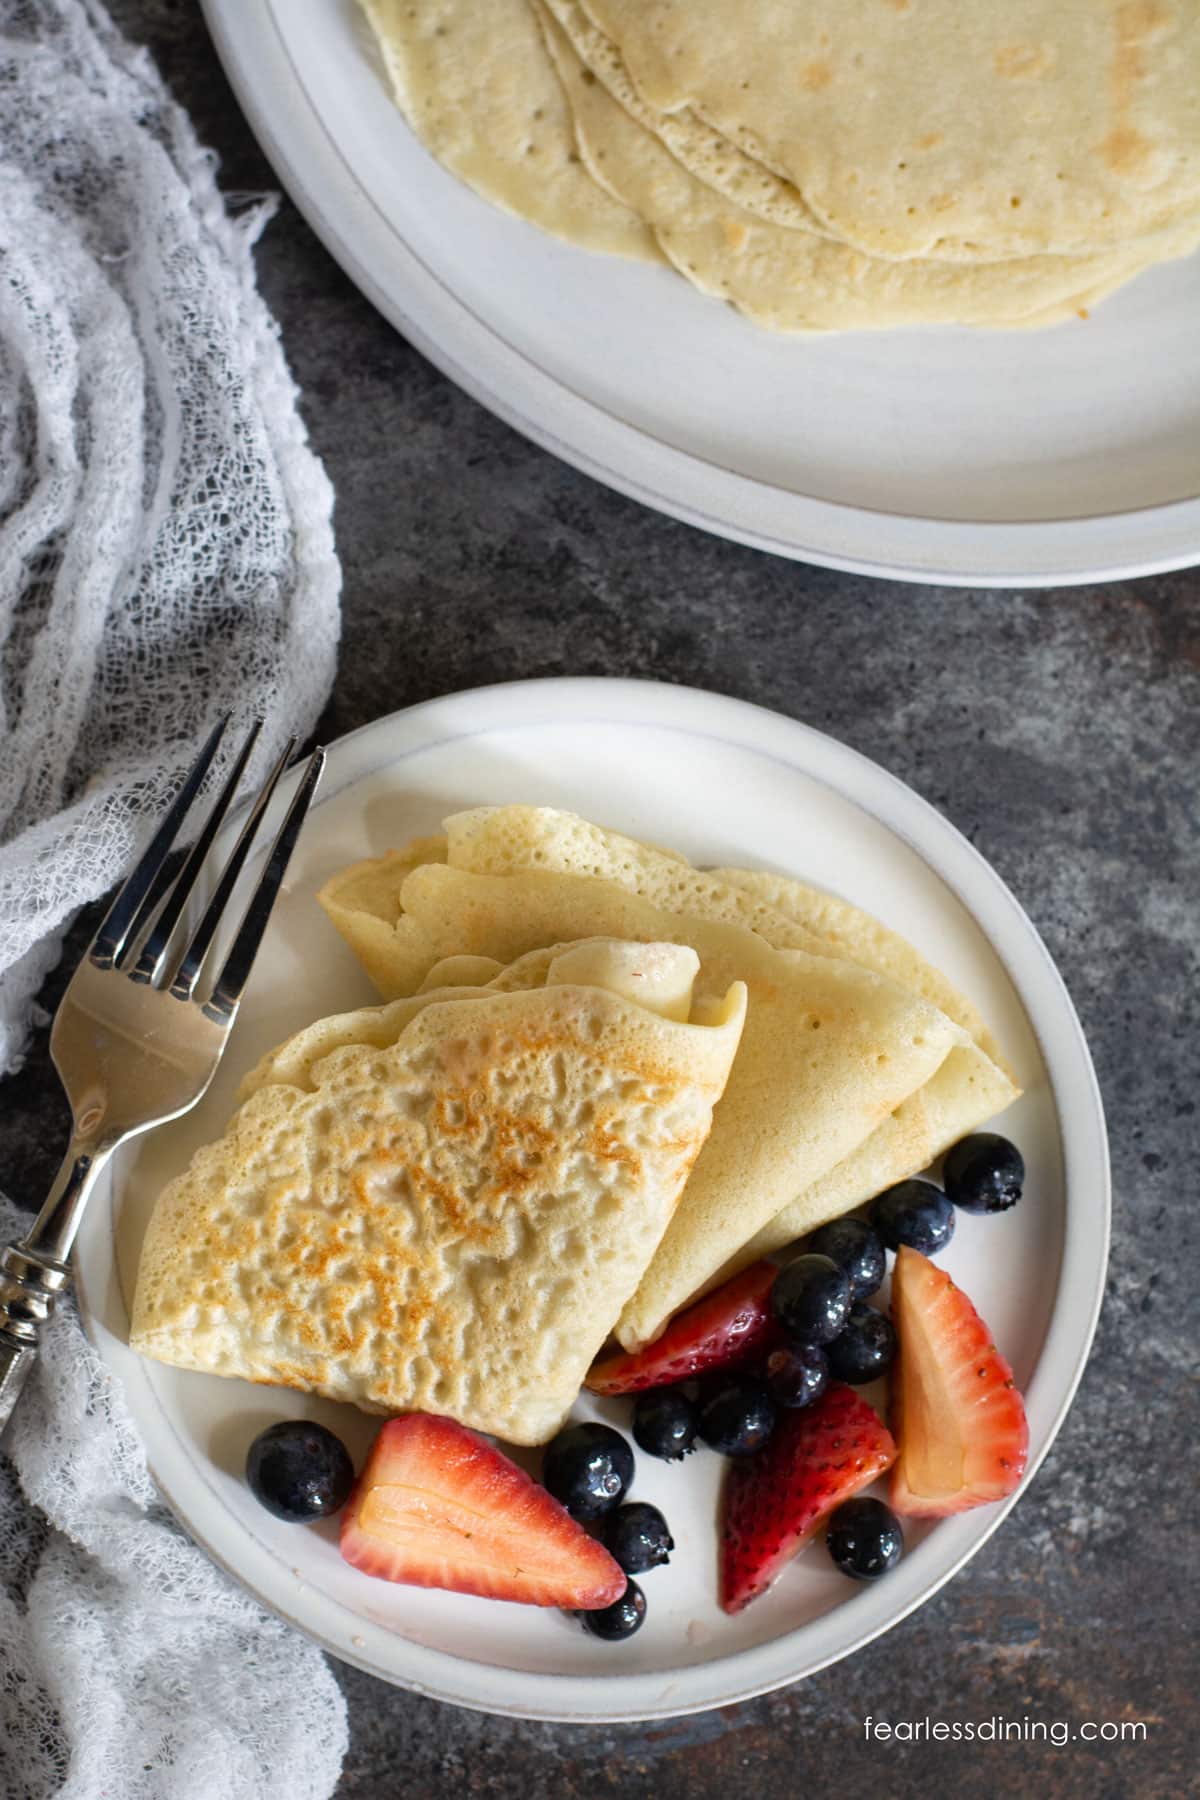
0, 1246, 73, 1346
0, 1148, 106, 1434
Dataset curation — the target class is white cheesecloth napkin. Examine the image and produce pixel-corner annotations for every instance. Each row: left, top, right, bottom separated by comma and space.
0, 2, 348, 1795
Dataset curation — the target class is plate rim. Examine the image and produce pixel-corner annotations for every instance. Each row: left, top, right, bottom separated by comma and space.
75, 675, 1111, 1722
197, 0, 1200, 588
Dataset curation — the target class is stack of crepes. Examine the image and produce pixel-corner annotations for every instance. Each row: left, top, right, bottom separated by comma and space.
358, 0, 1200, 331
130, 803, 1020, 1446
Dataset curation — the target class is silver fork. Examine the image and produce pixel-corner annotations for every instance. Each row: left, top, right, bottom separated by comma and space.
0, 717, 325, 1437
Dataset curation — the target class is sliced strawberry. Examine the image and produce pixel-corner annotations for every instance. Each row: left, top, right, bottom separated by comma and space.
890, 1245, 1029, 1517
720, 1384, 896, 1613
587, 1261, 779, 1394
340, 1415, 625, 1608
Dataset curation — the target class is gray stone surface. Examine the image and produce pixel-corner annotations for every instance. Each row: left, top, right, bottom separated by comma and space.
3, 5, 1196, 1794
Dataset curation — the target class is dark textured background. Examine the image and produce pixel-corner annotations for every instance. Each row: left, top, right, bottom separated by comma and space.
6, 5, 1197, 1794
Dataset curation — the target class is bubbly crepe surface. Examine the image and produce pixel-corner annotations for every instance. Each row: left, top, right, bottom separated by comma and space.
321, 851, 975, 1346
580, 0, 1200, 259
319, 805, 1020, 1344
134, 798, 1021, 1437
131, 947, 745, 1442
540, 10, 1200, 332
357, 0, 1200, 331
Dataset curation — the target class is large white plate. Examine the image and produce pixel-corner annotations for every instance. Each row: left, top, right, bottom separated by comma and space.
76, 678, 1109, 1721
199, 0, 1200, 586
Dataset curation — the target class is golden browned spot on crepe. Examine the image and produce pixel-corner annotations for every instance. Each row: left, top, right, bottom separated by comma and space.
1099, 121, 1159, 177
1117, 0, 1175, 49
356, 806, 1022, 1346
799, 59, 833, 91
1101, 0, 1176, 177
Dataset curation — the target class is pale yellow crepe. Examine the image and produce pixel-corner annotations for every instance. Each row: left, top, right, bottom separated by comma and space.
320, 854, 970, 1346
418, 955, 505, 990
357, 0, 661, 262
130, 943, 744, 1443
443, 806, 1000, 1055
546, 0, 1200, 279
542, 8, 1200, 332
320, 843, 446, 998
238, 938, 703, 1097
541, 0, 832, 241
357, 0, 1199, 333
722, 1046, 1015, 1285
698, 865, 1018, 1278
580, 0, 1200, 260
319, 805, 1019, 1331
440, 805, 1019, 1279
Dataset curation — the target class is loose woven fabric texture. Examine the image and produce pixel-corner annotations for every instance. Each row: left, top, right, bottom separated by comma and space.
0, 3, 345, 1796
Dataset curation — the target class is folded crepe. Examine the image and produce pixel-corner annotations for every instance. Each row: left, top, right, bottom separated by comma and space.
319, 849, 974, 1347
693, 865, 1018, 1284
441, 808, 1020, 1286
130, 941, 746, 1444
319, 805, 1019, 1340
442, 806, 1005, 1062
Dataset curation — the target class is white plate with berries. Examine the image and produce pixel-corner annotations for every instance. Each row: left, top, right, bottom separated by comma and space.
75, 678, 1110, 1721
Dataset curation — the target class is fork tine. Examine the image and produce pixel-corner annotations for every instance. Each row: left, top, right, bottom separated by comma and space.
90, 714, 230, 970
168, 735, 298, 1001
128, 721, 263, 985
200, 747, 325, 1023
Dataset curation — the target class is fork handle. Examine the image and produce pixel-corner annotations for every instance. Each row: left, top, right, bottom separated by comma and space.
0, 1145, 106, 1441
0, 1335, 42, 1441
0, 1246, 72, 1440
24, 1146, 106, 1267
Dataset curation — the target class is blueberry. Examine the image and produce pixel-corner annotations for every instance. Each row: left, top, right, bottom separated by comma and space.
697, 1376, 776, 1456
580, 1578, 647, 1640
807, 1218, 886, 1301
825, 1304, 897, 1385
870, 1178, 955, 1256
765, 1343, 829, 1410
826, 1497, 904, 1580
600, 1502, 674, 1574
542, 1423, 634, 1519
771, 1253, 852, 1345
632, 1388, 698, 1461
943, 1133, 1025, 1215
245, 1420, 354, 1522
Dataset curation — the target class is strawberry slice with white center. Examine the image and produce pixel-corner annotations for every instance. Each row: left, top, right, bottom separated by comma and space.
890, 1244, 1029, 1517
720, 1384, 896, 1613
340, 1415, 625, 1608
586, 1261, 779, 1394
